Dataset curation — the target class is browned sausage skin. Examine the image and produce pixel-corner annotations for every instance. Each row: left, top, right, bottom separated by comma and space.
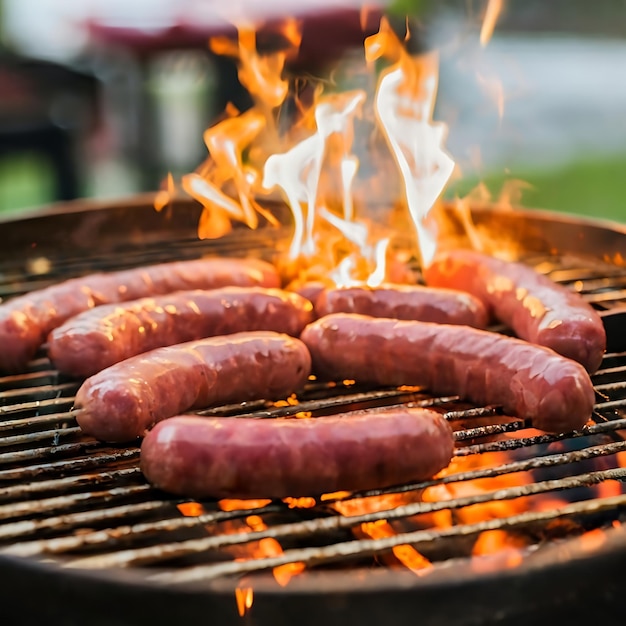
424, 249, 606, 373
75, 332, 311, 442
0, 257, 280, 373
49, 287, 314, 378
141, 409, 454, 499
315, 284, 488, 328
300, 314, 595, 433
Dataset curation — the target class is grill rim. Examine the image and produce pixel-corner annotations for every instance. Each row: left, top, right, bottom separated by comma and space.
4, 191, 626, 262
2, 523, 626, 626
5, 509, 626, 593
2, 195, 626, 623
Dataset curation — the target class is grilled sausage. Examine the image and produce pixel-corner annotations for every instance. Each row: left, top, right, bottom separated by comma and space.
140, 409, 454, 499
315, 284, 488, 328
423, 249, 606, 373
0, 257, 280, 373
300, 314, 596, 433
75, 332, 311, 442
286, 280, 328, 306
49, 287, 314, 378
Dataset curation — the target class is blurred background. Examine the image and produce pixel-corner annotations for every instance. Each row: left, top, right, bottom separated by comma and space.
0, 0, 624, 220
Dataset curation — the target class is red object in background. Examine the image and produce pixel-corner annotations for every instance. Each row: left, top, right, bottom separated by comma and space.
82, 2, 385, 190
85, 3, 384, 70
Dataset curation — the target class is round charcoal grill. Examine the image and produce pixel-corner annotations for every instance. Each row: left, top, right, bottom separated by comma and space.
1, 196, 626, 626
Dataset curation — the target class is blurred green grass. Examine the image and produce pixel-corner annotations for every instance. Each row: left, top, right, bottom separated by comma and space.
0, 153, 54, 214
447, 154, 626, 223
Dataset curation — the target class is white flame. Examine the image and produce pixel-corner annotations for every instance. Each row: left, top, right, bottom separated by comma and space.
262, 90, 366, 259
320, 206, 389, 287
374, 61, 455, 267
182, 172, 245, 220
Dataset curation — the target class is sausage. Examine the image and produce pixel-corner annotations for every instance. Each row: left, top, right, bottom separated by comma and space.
0, 257, 280, 373
315, 284, 488, 328
140, 409, 454, 499
285, 280, 328, 306
49, 287, 314, 378
423, 249, 606, 373
75, 332, 311, 442
300, 314, 595, 433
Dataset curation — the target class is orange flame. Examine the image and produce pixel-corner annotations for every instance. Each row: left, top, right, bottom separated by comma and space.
167, 15, 459, 283
176, 501, 205, 517
283, 497, 317, 509
480, 0, 504, 47
423, 452, 533, 526
366, 18, 455, 267
176, 21, 298, 238
218, 499, 272, 511
473, 529, 525, 555
471, 529, 525, 572
217, 508, 305, 587
243, 515, 305, 586
263, 90, 366, 259
154, 172, 176, 212
235, 586, 254, 617
578, 528, 607, 552
361, 519, 432, 575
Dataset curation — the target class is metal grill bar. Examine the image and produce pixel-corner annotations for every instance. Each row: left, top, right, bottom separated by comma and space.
0, 397, 75, 417
455, 418, 626, 456
0, 440, 103, 466
585, 291, 626, 304
4, 439, 625, 566
0, 484, 152, 522
453, 421, 524, 440
0, 382, 78, 403
0, 427, 82, 449
4, 503, 286, 557
0, 467, 143, 502
0, 410, 81, 434
0, 370, 60, 388
151, 494, 626, 584
0, 500, 176, 542
0, 448, 139, 482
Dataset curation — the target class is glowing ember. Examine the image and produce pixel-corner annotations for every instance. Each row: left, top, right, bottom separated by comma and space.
218, 499, 272, 511
283, 496, 317, 509
471, 529, 525, 572
578, 528, 607, 552
176, 501, 205, 517
423, 452, 533, 528
472, 529, 525, 557
273, 562, 306, 587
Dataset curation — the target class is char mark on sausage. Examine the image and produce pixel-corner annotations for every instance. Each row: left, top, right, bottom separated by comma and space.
75, 331, 311, 442
0, 257, 280, 373
424, 249, 606, 373
141, 409, 454, 499
49, 287, 313, 378
300, 313, 595, 433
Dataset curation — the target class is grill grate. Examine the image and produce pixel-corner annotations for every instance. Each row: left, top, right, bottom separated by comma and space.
1, 227, 626, 588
